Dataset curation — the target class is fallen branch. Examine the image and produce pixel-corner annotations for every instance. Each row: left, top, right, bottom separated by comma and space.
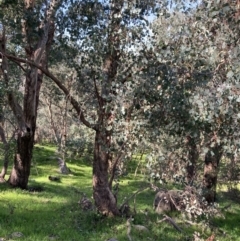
220, 204, 231, 211
157, 217, 167, 223
157, 214, 183, 233
119, 186, 149, 214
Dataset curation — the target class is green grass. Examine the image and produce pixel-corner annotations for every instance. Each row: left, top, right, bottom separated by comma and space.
0, 144, 240, 241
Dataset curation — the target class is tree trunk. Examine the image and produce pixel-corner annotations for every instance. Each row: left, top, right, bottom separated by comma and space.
46, 98, 62, 148
203, 144, 223, 202
186, 136, 199, 184
93, 130, 120, 216
8, 70, 42, 188
6, 0, 57, 188
0, 122, 9, 181
8, 131, 33, 188
60, 97, 68, 160
91, 0, 123, 216
0, 29, 9, 181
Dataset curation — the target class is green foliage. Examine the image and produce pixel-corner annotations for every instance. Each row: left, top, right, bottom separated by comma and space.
138, 1, 240, 196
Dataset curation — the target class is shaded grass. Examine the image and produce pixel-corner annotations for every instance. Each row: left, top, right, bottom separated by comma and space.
0, 144, 239, 241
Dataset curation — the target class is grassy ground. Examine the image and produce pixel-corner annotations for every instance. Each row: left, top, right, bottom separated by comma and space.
0, 144, 240, 241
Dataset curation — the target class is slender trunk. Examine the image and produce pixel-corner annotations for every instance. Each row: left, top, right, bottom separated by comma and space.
93, 130, 120, 216
91, 0, 123, 216
0, 123, 9, 180
203, 144, 223, 202
229, 151, 237, 181
60, 98, 68, 160
186, 136, 199, 184
0, 65, 7, 179
0, 30, 11, 180
46, 98, 62, 146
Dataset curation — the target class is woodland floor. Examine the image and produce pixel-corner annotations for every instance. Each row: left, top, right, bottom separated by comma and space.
0, 144, 240, 241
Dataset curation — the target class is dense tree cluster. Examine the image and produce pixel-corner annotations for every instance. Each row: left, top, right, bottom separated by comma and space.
0, 0, 239, 216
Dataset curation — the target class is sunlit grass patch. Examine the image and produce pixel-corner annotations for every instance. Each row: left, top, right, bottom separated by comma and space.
0, 144, 240, 241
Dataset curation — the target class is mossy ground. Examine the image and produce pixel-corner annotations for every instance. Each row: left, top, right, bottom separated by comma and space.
0, 144, 239, 241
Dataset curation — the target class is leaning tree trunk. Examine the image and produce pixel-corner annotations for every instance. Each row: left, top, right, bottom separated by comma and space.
6, 0, 57, 188
203, 144, 223, 203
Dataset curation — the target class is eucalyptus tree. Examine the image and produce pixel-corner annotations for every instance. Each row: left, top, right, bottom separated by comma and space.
0, 0, 61, 188
145, 0, 240, 202
141, 10, 207, 186
189, 0, 240, 201
48, 0, 162, 216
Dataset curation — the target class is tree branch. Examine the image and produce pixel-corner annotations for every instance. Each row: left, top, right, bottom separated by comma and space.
4, 53, 96, 130
0, 30, 26, 131
8, 58, 27, 73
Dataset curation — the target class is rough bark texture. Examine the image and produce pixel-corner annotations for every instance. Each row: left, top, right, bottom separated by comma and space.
0, 29, 11, 180
6, 0, 57, 188
8, 68, 43, 188
8, 132, 33, 188
186, 136, 199, 184
93, 131, 120, 216
92, 1, 123, 216
203, 144, 223, 202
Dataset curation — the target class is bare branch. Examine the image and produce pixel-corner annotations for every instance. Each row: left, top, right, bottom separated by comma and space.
108, 142, 125, 188
119, 186, 149, 212
8, 58, 27, 73
4, 53, 96, 130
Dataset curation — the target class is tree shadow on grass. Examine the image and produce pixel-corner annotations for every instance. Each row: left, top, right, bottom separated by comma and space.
0, 147, 196, 241
212, 209, 240, 240
0, 176, 198, 241
208, 188, 240, 240
0, 179, 95, 240
217, 188, 240, 204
